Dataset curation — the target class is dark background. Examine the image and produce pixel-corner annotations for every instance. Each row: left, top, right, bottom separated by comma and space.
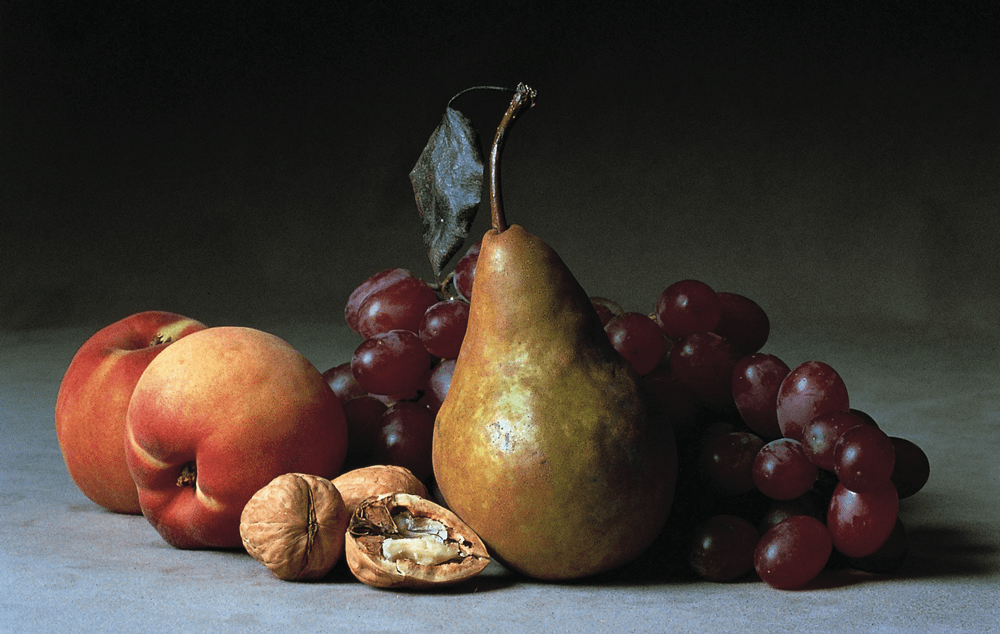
3, 2, 998, 336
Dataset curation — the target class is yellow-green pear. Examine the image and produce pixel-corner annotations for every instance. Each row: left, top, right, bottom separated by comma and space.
431, 85, 677, 580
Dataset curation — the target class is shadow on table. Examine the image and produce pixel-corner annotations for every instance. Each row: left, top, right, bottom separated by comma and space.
547, 520, 999, 590
897, 523, 999, 580
317, 557, 521, 594
314, 520, 998, 594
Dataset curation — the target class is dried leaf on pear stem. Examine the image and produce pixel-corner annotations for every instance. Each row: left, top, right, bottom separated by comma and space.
239, 473, 351, 581
410, 106, 485, 279
345, 493, 490, 589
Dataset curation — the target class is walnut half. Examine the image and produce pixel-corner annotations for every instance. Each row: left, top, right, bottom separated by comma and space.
345, 492, 490, 589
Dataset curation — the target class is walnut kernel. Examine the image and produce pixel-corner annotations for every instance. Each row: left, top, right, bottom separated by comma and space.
345, 492, 490, 589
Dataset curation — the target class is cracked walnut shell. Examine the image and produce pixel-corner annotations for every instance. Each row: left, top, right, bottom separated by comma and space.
345, 493, 490, 589
332, 464, 429, 516
239, 473, 351, 581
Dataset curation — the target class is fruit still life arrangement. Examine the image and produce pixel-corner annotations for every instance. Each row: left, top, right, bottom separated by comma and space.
54, 84, 930, 590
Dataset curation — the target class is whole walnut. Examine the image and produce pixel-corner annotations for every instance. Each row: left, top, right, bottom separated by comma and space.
239, 473, 351, 581
332, 465, 429, 516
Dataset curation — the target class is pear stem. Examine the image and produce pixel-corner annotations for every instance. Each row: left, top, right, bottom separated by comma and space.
489, 83, 537, 233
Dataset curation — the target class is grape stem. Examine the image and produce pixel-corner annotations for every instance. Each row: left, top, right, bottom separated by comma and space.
489, 83, 537, 233
447, 85, 515, 108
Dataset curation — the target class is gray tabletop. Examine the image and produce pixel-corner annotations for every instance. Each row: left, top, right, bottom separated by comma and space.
2, 319, 997, 633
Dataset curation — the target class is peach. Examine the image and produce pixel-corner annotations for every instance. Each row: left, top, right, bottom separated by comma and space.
124, 326, 348, 549
55, 311, 207, 513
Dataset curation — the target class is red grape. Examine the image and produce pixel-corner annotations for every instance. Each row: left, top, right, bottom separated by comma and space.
351, 330, 433, 396
670, 332, 743, 409
699, 431, 766, 495
424, 358, 456, 413
355, 276, 440, 339
713, 292, 770, 355
834, 424, 896, 493
827, 481, 899, 558
732, 353, 790, 439
776, 361, 850, 441
371, 402, 436, 481
758, 495, 825, 533
605, 312, 667, 376
844, 518, 908, 574
322, 362, 366, 404
851, 408, 880, 427
752, 438, 819, 501
688, 515, 760, 582
889, 437, 930, 499
655, 279, 722, 341
345, 268, 414, 332
801, 409, 872, 471
419, 299, 470, 360
754, 515, 832, 589
452, 241, 481, 302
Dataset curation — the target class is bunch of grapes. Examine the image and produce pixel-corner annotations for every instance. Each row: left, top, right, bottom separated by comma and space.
638, 280, 929, 589
322, 243, 480, 482
324, 243, 930, 590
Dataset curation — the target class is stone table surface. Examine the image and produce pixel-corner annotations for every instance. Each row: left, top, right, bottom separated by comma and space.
2, 320, 997, 633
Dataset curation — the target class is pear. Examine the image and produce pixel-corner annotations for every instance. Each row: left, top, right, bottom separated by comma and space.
431, 85, 677, 580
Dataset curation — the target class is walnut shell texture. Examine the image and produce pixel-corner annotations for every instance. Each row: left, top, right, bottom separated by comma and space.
239, 473, 351, 581
332, 465, 429, 516
345, 492, 490, 589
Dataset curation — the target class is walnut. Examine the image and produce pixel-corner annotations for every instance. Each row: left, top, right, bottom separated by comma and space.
239, 473, 351, 581
332, 465, 429, 516
345, 492, 490, 589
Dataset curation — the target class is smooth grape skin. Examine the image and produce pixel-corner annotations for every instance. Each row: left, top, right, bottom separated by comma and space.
419, 299, 470, 360
776, 361, 851, 441
699, 431, 766, 495
371, 401, 436, 481
713, 292, 770, 355
345, 268, 414, 332
605, 312, 667, 376
827, 481, 899, 558
322, 362, 366, 403
655, 279, 723, 341
801, 409, 872, 472
754, 515, 833, 589
834, 424, 896, 493
732, 353, 790, 439
423, 359, 456, 413
759, 495, 826, 534
452, 241, 481, 302
688, 515, 760, 582
355, 276, 440, 339
351, 330, 432, 397
670, 332, 743, 410
844, 518, 909, 574
752, 438, 819, 501
889, 437, 931, 499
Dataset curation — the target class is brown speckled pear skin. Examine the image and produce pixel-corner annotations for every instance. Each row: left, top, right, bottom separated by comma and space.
431, 224, 677, 581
